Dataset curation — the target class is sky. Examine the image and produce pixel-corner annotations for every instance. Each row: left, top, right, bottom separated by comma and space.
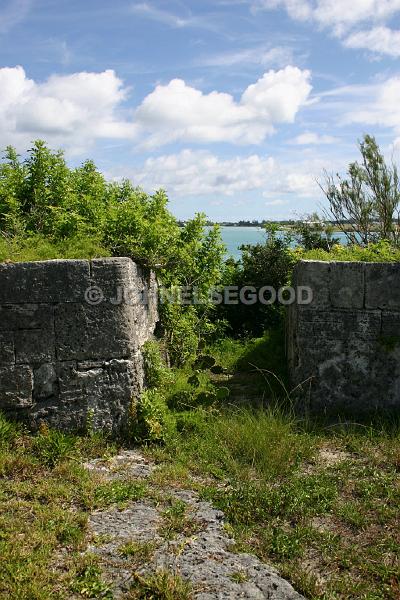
1, 0, 400, 220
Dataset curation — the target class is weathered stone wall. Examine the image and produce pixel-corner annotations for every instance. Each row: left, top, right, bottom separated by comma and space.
287, 260, 400, 414
0, 257, 158, 433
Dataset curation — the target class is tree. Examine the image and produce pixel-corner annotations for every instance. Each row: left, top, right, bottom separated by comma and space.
321, 135, 400, 246
293, 213, 339, 251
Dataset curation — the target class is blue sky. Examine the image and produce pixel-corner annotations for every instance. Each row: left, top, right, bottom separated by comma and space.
1, 0, 400, 220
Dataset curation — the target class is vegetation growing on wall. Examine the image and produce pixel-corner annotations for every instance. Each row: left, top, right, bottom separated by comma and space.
0, 141, 226, 365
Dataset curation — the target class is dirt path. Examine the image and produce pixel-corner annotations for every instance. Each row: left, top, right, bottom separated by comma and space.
80, 450, 306, 599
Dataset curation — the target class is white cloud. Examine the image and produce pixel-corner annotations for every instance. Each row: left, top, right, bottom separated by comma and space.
342, 75, 400, 132
198, 45, 294, 68
0, 65, 311, 154
135, 66, 312, 147
290, 131, 338, 144
129, 148, 322, 199
343, 26, 400, 57
0, 0, 32, 34
0, 66, 137, 153
256, 0, 400, 30
264, 197, 287, 206
129, 2, 220, 32
255, 0, 400, 51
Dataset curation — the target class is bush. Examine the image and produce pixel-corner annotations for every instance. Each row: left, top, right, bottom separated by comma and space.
131, 389, 176, 444
142, 340, 172, 389
218, 224, 296, 337
296, 239, 400, 262
0, 141, 226, 367
322, 134, 400, 246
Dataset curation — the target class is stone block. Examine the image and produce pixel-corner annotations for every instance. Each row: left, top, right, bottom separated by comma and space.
0, 331, 14, 363
292, 261, 330, 309
55, 302, 136, 361
0, 304, 52, 331
0, 257, 157, 433
288, 260, 400, 414
296, 309, 381, 342
90, 257, 142, 302
329, 262, 364, 308
381, 312, 400, 338
14, 311, 55, 364
0, 260, 91, 304
33, 363, 58, 400
0, 365, 33, 408
365, 263, 400, 309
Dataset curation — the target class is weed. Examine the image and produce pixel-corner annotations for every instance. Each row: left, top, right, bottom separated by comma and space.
230, 570, 249, 583
118, 540, 157, 564
93, 480, 147, 508
32, 426, 78, 467
71, 558, 113, 599
129, 569, 193, 599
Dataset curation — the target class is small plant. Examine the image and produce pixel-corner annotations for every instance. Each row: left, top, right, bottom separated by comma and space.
159, 498, 202, 540
32, 425, 77, 467
0, 412, 21, 446
93, 480, 147, 508
70, 561, 113, 599
130, 569, 193, 599
142, 341, 172, 389
132, 389, 176, 444
230, 570, 249, 583
118, 540, 157, 564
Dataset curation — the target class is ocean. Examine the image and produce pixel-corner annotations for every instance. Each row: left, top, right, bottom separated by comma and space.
211, 226, 349, 260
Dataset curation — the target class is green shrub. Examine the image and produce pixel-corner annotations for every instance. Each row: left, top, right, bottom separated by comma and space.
297, 239, 400, 262
0, 141, 226, 367
218, 224, 296, 337
142, 340, 172, 389
132, 389, 176, 444
0, 412, 21, 447
32, 426, 78, 467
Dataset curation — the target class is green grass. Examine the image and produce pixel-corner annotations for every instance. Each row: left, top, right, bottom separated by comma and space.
0, 233, 109, 263
0, 413, 117, 599
150, 412, 400, 599
297, 239, 400, 262
129, 569, 193, 599
1, 329, 399, 600
146, 327, 400, 600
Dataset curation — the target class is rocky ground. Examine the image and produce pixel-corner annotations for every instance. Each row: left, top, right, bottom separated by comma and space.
80, 450, 305, 599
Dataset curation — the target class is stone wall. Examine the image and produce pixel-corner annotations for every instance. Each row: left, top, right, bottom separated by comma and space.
287, 260, 400, 414
0, 257, 158, 434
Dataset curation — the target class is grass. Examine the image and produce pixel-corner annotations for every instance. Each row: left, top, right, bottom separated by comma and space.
144, 334, 400, 600
150, 409, 400, 599
0, 233, 109, 263
0, 414, 117, 599
1, 331, 399, 599
128, 569, 193, 599
297, 239, 400, 263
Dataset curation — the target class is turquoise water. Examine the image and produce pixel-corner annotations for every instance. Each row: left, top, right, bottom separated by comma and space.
212, 226, 348, 260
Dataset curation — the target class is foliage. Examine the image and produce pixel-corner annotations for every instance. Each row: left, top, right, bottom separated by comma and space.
93, 480, 147, 508
70, 559, 113, 599
321, 134, 400, 246
132, 389, 176, 444
32, 425, 78, 468
130, 569, 193, 600
218, 224, 296, 337
0, 416, 115, 599
152, 403, 400, 600
296, 239, 400, 262
0, 141, 226, 366
292, 212, 339, 250
142, 340, 173, 389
